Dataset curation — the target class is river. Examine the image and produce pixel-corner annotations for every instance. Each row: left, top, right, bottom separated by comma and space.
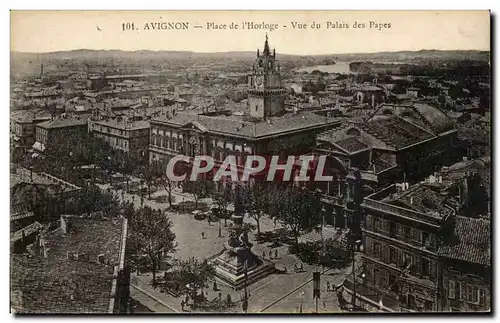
296, 61, 355, 75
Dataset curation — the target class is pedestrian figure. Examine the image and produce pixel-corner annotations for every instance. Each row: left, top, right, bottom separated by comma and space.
226, 293, 232, 306
201, 232, 205, 239
213, 281, 218, 291
274, 249, 278, 259
323, 301, 326, 308
208, 217, 211, 226
269, 250, 273, 259
218, 292, 222, 303
181, 300, 185, 311
262, 250, 266, 259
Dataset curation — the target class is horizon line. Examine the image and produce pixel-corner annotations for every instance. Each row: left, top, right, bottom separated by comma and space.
10, 47, 491, 57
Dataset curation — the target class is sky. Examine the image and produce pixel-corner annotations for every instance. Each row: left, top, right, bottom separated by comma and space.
10, 10, 490, 55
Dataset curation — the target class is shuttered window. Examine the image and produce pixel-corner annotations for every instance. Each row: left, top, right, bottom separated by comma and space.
479, 288, 485, 305
448, 280, 455, 299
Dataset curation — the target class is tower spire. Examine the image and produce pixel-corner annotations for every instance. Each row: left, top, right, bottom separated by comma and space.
263, 33, 270, 55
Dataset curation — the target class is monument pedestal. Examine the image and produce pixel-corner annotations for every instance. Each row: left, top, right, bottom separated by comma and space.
212, 242, 275, 290
212, 186, 274, 290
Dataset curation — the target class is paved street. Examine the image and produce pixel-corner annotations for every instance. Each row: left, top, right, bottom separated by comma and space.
101, 183, 355, 313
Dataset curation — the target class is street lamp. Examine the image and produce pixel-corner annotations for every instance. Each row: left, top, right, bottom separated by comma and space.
240, 260, 250, 313
299, 291, 305, 314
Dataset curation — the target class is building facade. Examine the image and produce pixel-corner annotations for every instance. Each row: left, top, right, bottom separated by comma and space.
89, 117, 150, 157
343, 182, 491, 313
34, 116, 88, 153
148, 37, 341, 189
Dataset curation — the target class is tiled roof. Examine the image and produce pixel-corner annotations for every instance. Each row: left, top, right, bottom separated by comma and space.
11, 110, 51, 124
333, 137, 369, 153
93, 118, 150, 130
376, 103, 455, 135
10, 216, 126, 313
389, 184, 452, 220
438, 216, 490, 266
359, 115, 435, 149
151, 112, 339, 139
37, 117, 87, 129
43, 216, 125, 264
11, 255, 115, 313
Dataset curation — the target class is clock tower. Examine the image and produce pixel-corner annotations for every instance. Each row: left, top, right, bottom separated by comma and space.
247, 35, 286, 119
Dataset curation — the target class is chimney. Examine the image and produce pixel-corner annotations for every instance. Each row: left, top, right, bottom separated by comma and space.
410, 197, 414, 204
462, 156, 468, 162
438, 175, 443, 184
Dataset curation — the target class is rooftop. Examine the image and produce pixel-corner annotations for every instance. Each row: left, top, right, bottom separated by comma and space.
375, 103, 455, 135
11, 110, 51, 124
438, 216, 490, 266
359, 115, 435, 149
36, 117, 88, 129
10, 216, 126, 314
93, 118, 150, 130
384, 184, 453, 220
333, 137, 369, 154
151, 111, 340, 139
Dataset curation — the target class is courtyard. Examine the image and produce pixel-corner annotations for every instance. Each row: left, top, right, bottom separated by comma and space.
99, 183, 356, 313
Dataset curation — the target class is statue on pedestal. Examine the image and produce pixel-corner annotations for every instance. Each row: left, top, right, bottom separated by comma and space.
212, 185, 274, 290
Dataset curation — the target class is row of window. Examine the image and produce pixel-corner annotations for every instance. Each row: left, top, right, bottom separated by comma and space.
35, 133, 47, 144
151, 127, 182, 138
448, 280, 486, 305
151, 136, 183, 152
370, 215, 432, 247
96, 134, 128, 149
95, 124, 148, 138
366, 265, 400, 294
370, 239, 434, 279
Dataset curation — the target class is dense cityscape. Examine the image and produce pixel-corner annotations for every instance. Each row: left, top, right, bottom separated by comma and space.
10, 35, 491, 314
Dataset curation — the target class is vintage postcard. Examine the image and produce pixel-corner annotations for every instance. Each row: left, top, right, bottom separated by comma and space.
10, 10, 491, 314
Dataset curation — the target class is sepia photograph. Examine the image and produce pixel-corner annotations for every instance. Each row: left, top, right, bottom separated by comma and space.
9, 10, 491, 314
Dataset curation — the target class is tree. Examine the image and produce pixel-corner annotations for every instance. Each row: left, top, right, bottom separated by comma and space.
158, 174, 175, 208
240, 182, 278, 236
128, 206, 177, 285
117, 151, 139, 192
177, 257, 216, 309
140, 161, 163, 200
183, 179, 206, 210
212, 186, 233, 226
274, 186, 323, 251
68, 182, 121, 216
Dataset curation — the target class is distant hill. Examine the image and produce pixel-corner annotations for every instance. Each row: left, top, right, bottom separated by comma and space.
10, 49, 490, 76
11, 49, 490, 62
